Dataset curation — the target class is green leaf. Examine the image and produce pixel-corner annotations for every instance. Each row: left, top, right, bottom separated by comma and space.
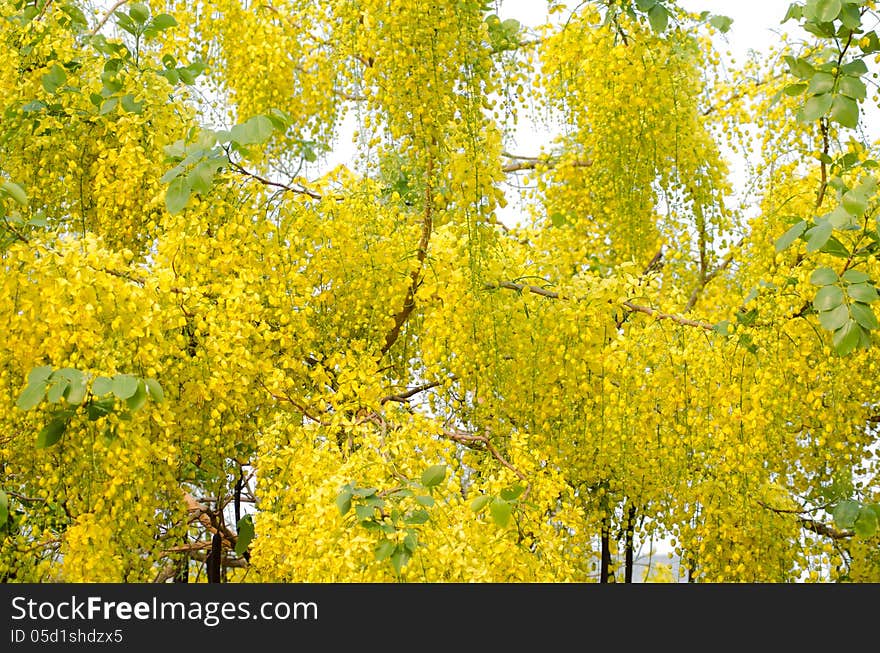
126, 379, 148, 411
842, 190, 868, 217
839, 75, 867, 100
842, 59, 869, 76
785, 56, 815, 79
470, 495, 491, 512
111, 374, 139, 400
799, 93, 833, 122
806, 221, 833, 252
403, 530, 418, 553
490, 499, 512, 528
819, 304, 849, 330
783, 4, 803, 23
0, 181, 28, 206
120, 94, 144, 114
708, 15, 733, 32
41, 64, 67, 94
833, 499, 861, 528
820, 235, 850, 258
635, 0, 657, 10
810, 267, 839, 286
500, 485, 525, 501
814, 0, 842, 22
178, 62, 206, 85
36, 419, 67, 448
374, 539, 395, 561
415, 495, 435, 507
129, 2, 150, 24
813, 285, 844, 311
404, 510, 430, 525
234, 515, 254, 555
842, 269, 870, 283
230, 115, 275, 146
158, 68, 179, 85
87, 397, 115, 421
0, 489, 7, 526
145, 378, 165, 403
355, 505, 375, 521
187, 160, 216, 195
832, 319, 861, 355
830, 94, 859, 129
351, 487, 377, 498
92, 376, 113, 396
647, 4, 669, 33
712, 320, 731, 336
850, 302, 878, 329
336, 489, 352, 516
807, 72, 835, 95
856, 175, 878, 198
775, 220, 807, 252
826, 206, 855, 229
17, 382, 47, 410
854, 506, 879, 537
165, 176, 191, 214
46, 376, 69, 403
150, 13, 178, 30
847, 282, 879, 303
99, 97, 118, 115
64, 373, 88, 405
839, 3, 862, 29
25, 365, 52, 386
783, 83, 807, 96
390, 547, 410, 575
420, 464, 446, 488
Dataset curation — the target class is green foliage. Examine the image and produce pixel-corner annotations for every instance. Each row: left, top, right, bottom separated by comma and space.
235, 515, 255, 555
16, 367, 164, 448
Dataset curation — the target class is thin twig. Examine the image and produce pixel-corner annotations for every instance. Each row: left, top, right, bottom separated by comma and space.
90, 0, 130, 36
685, 237, 744, 312
226, 159, 322, 200
380, 380, 446, 404
486, 281, 715, 331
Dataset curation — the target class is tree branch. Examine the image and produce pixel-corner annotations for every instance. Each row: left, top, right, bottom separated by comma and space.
486, 281, 715, 331
90, 0, 130, 36
380, 379, 448, 404
226, 159, 322, 200
442, 428, 530, 496
381, 154, 434, 355
501, 151, 593, 174
685, 237, 744, 312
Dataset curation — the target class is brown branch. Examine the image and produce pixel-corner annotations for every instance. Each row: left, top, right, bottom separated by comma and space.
153, 564, 178, 583
685, 237, 744, 312
380, 380, 446, 404
486, 281, 715, 331
227, 159, 322, 200
381, 154, 434, 355
1, 218, 31, 244
258, 379, 329, 425
188, 550, 249, 569
442, 428, 530, 496
621, 302, 715, 331
800, 518, 853, 540
501, 151, 593, 174
183, 492, 238, 548
90, 0, 130, 35
163, 541, 214, 553
757, 500, 854, 539
816, 119, 830, 209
